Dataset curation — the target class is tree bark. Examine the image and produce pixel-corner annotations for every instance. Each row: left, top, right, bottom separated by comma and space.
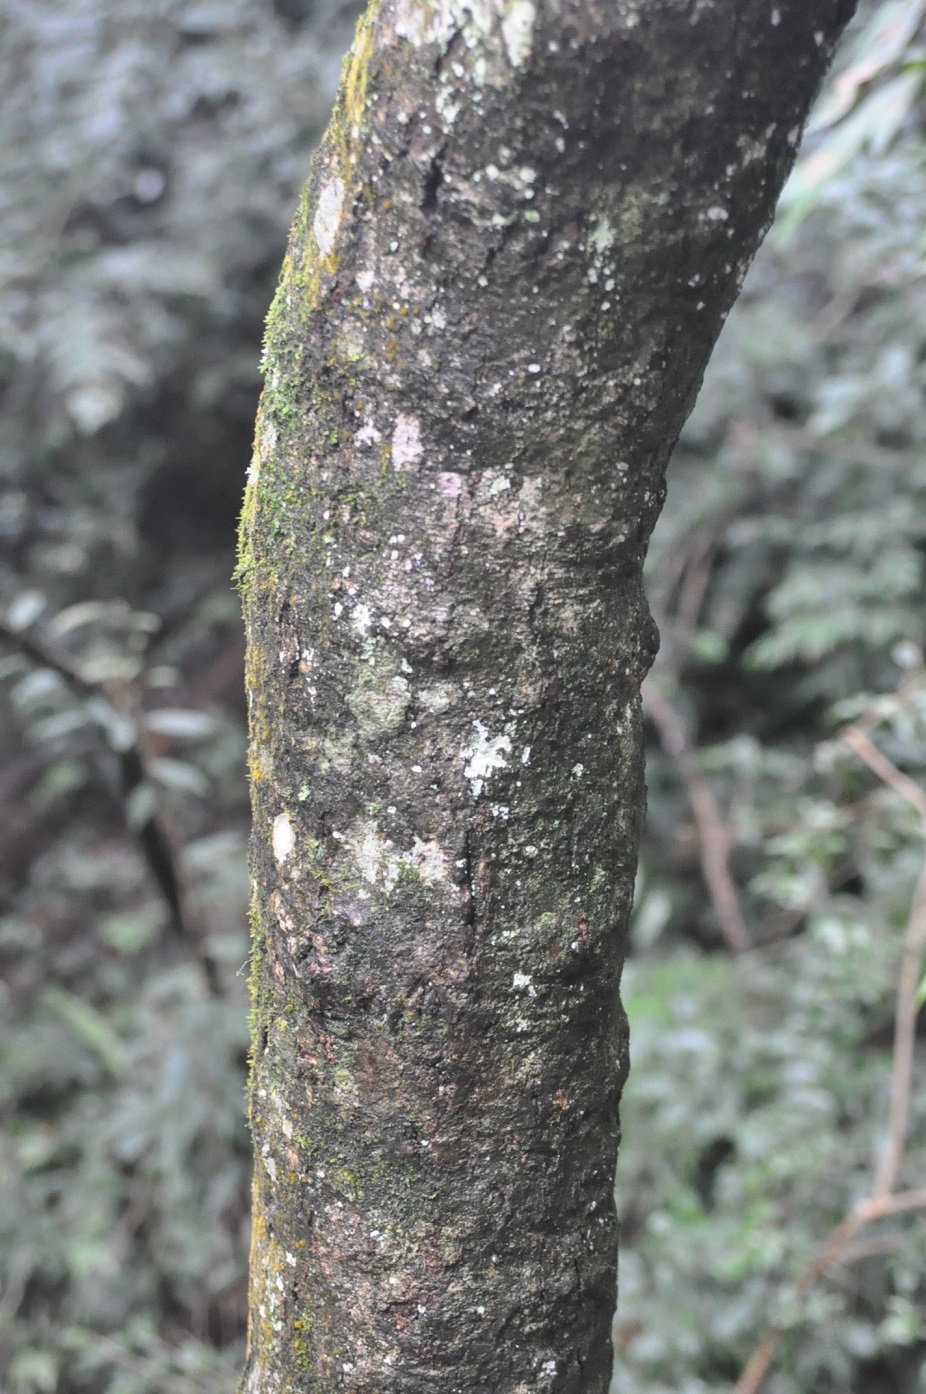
237, 3, 855, 1391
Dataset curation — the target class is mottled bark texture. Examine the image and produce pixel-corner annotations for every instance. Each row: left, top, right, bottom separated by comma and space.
238, 3, 854, 1391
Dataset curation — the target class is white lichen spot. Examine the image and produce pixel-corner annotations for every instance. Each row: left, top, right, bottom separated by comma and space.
521, 745, 531, 765
488, 474, 511, 497
272, 812, 295, 864
512, 971, 532, 990
408, 836, 449, 884
462, 721, 511, 797
703, 204, 729, 222
392, 414, 423, 469
348, 819, 449, 891
353, 822, 387, 885
394, 0, 429, 45
351, 603, 373, 635
264, 1154, 277, 1180
435, 85, 460, 125
356, 266, 375, 293
356, 417, 382, 447
572, 763, 586, 778
770, 6, 780, 23
439, 471, 463, 498
419, 681, 457, 713
501, 0, 536, 67
314, 177, 345, 258
737, 134, 766, 163
588, 214, 616, 257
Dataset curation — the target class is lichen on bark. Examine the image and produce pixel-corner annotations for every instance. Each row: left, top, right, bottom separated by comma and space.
238, 2, 856, 1391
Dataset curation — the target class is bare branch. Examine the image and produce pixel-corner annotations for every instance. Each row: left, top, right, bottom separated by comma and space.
842, 724, 926, 824
644, 683, 750, 953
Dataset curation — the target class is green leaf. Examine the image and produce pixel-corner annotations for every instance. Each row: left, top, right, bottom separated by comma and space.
916, 968, 926, 1008
688, 628, 728, 664
41, 988, 124, 1076
148, 755, 209, 796
9, 1350, 58, 1394
7, 589, 47, 630
125, 780, 158, 830
143, 708, 216, 740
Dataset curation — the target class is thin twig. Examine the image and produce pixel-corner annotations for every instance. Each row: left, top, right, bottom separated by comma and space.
768, 423, 919, 473
673, 533, 721, 660
841, 726, 926, 1200
644, 684, 750, 953
876, 855, 926, 1200
806, 283, 862, 345
841, 724, 926, 823
0, 615, 97, 696
645, 504, 750, 952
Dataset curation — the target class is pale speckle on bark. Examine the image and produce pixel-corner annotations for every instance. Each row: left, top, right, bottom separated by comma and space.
271, 812, 294, 864
313, 177, 345, 256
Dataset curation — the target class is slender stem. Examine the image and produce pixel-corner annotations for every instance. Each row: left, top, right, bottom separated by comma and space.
644, 683, 750, 952
842, 724, 926, 823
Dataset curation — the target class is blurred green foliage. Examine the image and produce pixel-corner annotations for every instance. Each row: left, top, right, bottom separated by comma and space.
617, 4, 926, 1389
1, 2, 925, 1393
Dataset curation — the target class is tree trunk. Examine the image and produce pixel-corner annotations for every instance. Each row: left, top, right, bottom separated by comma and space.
237, 3, 855, 1390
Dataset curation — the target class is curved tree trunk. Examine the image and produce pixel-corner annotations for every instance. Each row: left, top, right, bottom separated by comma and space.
237, 3, 855, 1390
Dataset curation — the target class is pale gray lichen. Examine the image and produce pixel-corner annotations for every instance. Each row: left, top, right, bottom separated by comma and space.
461, 720, 512, 797
346, 819, 449, 891
501, 0, 536, 67
391, 414, 423, 469
313, 177, 345, 257
271, 812, 295, 863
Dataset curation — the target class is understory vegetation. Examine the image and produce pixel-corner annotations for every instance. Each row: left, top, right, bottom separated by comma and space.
0, 3, 924, 1391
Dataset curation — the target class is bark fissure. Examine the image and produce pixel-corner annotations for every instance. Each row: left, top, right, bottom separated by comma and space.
239, 3, 856, 1391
